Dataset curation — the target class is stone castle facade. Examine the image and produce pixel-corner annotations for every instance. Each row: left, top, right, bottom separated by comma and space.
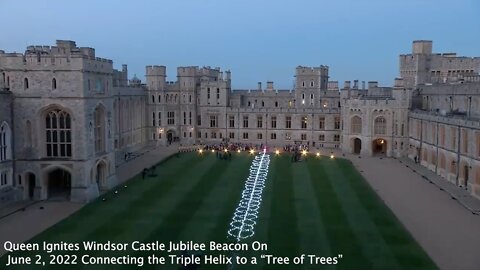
0, 40, 479, 204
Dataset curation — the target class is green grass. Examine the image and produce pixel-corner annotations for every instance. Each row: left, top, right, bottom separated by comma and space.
1, 152, 437, 270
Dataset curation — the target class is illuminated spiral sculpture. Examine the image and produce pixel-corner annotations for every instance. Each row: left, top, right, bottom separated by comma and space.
228, 149, 271, 242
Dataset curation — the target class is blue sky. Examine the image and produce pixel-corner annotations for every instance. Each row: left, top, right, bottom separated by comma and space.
1, 0, 479, 89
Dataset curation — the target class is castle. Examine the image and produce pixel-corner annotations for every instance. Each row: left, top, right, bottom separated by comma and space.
0, 40, 479, 204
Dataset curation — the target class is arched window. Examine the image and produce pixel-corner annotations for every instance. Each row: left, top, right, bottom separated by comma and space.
374, 116, 386, 135
152, 95, 155, 103
0, 122, 12, 161
25, 120, 32, 148
52, 78, 57, 90
45, 109, 72, 157
24, 78, 29, 90
275, 101, 278, 107
94, 106, 105, 153
158, 95, 161, 103
310, 81, 314, 87
351, 116, 362, 134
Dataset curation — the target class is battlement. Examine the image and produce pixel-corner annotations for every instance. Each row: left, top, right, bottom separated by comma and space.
177, 66, 199, 77
146, 65, 166, 76
0, 40, 113, 71
412, 40, 433, 54
295, 65, 329, 76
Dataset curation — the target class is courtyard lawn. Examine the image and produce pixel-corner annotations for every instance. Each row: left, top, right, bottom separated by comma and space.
1, 152, 437, 270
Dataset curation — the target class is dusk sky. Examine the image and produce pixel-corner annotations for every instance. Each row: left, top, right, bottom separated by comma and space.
1, 0, 479, 89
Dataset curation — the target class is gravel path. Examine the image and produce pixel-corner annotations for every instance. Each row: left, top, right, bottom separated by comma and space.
344, 153, 480, 270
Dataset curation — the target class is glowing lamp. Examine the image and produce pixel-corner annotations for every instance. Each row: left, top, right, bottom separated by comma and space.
237, 149, 241, 153
249, 149, 255, 155
199, 149, 203, 154
275, 150, 280, 155
316, 152, 320, 157
211, 149, 215, 153
330, 154, 335, 159
302, 150, 307, 156
224, 149, 228, 153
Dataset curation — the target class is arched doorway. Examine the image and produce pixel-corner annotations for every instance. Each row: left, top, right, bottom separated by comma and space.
96, 161, 107, 190
372, 138, 387, 155
47, 169, 71, 200
27, 173, 36, 199
353, 138, 362, 154
166, 130, 175, 144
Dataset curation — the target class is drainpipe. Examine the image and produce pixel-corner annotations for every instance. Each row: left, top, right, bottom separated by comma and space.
456, 127, 461, 186
435, 121, 439, 175
10, 92, 17, 193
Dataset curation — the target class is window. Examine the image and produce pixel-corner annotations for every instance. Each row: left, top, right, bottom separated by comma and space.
210, 115, 218, 128
216, 88, 220, 99
257, 133, 263, 140
451, 127, 457, 150
257, 116, 263, 128
158, 112, 161, 126
229, 115, 235, 128
52, 78, 57, 90
152, 95, 155, 103
271, 116, 277, 128
167, 112, 175, 125
229, 132, 235, 139
0, 123, 11, 161
262, 101, 265, 107
24, 78, 29, 89
211, 132, 217, 139
301, 116, 307, 129
275, 101, 278, 107
189, 95, 192, 103
301, 133, 307, 140
158, 95, 161, 103
310, 81, 314, 87
334, 117, 341, 130
207, 88, 211, 99
0, 171, 7, 186
271, 133, 276, 140
319, 134, 325, 141
243, 116, 249, 128
189, 112, 192, 125
374, 117, 386, 135
184, 112, 187, 125
152, 112, 155, 126
198, 132, 201, 138
45, 109, 72, 157
462, 129, 468, 154
310, 94, 314, 105
197, 115, 201, 126
94, 106, 105, 153
319, 117, 325, 130
286, 116, 292, 129
334, 134, 340, 142
351, 116, 362, 134
243, 132, 249, 139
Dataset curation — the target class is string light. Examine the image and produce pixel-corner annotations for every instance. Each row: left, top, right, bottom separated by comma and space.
228, 149, 270, 242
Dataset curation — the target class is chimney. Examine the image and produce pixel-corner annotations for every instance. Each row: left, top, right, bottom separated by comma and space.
344, 81, 351, 89
267, 81, 274, 91
394, 78, 404, 88
368, 81, 378, 89
353, 80, 359, 89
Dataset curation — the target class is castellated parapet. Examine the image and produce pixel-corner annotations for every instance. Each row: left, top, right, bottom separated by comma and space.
0, 40, 113, 74
146, 65, 166, 91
